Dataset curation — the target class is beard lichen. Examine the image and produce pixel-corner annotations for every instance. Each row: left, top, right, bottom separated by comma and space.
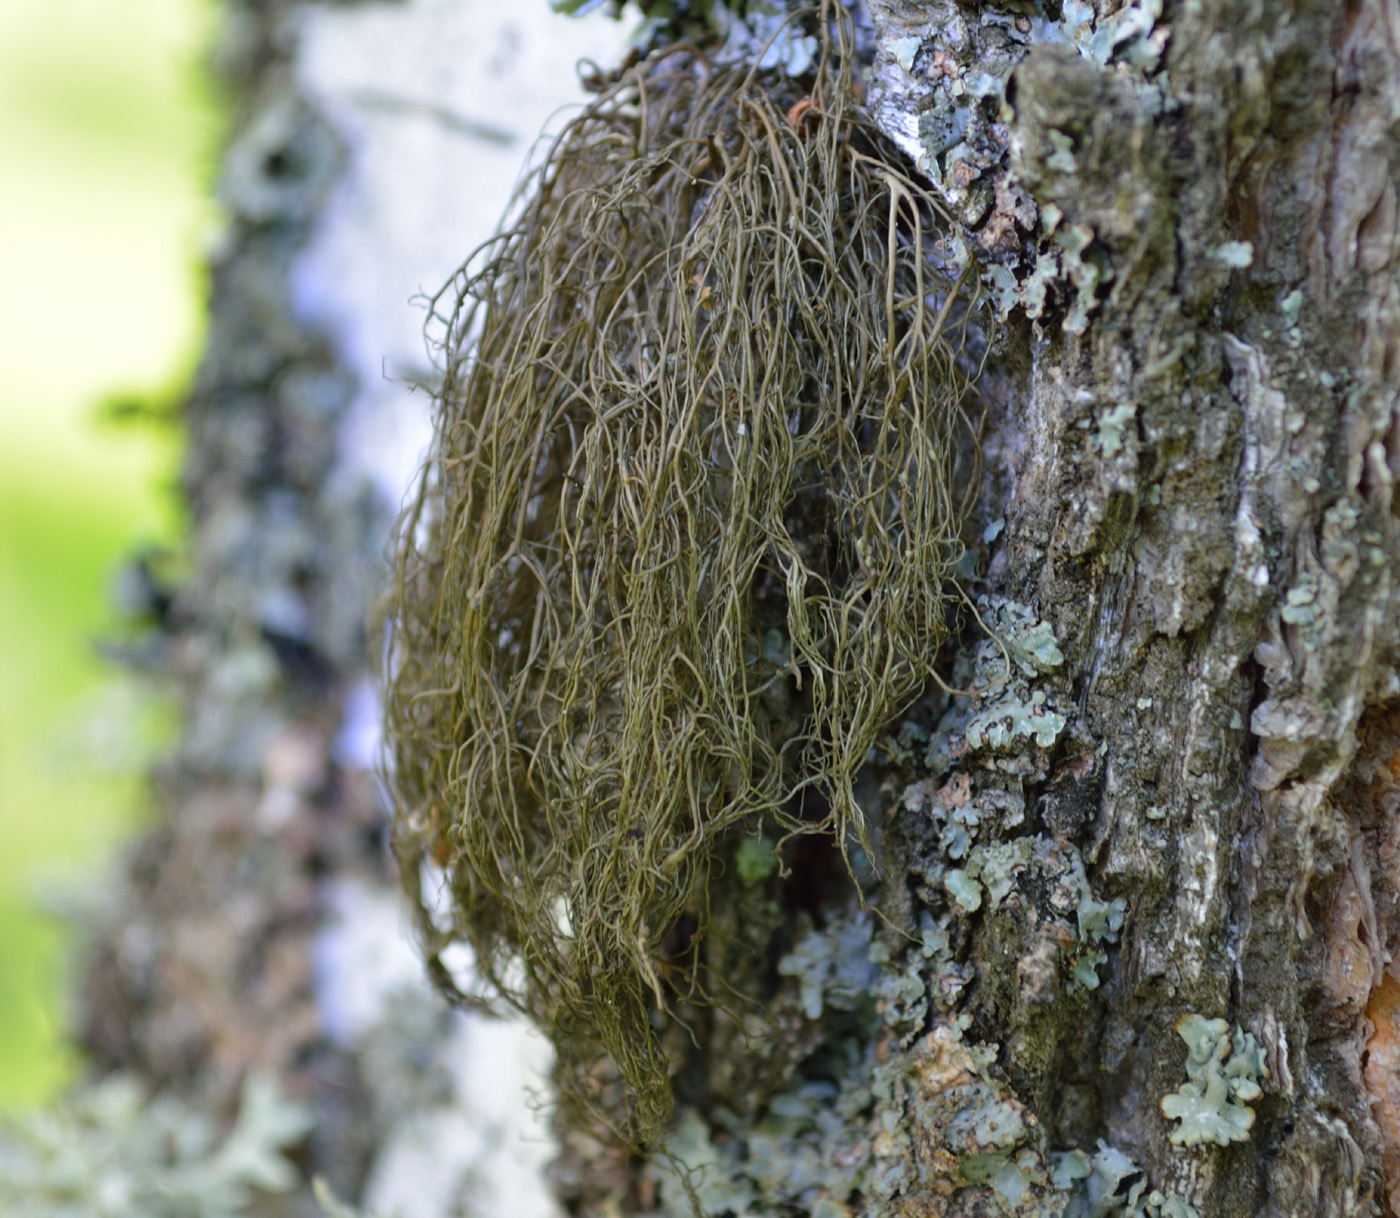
383, 12, 981, 1144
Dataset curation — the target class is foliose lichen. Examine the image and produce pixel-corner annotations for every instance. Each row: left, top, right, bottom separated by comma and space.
0, 1072, 312, 1218
777, 915, 881, 1023
1159, 1014, 1268, 1147
1054, 1142, 1202, 1217
961, 600, 1069, 765
876, 0, 1172, 331
965, 690, 1068, 753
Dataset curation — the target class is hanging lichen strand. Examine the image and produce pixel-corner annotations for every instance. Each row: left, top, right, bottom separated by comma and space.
384, 13, 979, 1144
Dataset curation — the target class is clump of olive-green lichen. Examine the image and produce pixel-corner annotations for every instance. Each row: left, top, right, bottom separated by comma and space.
735, 834, 780, 886
383, 13, 979, 1143
0, 1072, 311, 1218
1159, 1015, 1267, 1147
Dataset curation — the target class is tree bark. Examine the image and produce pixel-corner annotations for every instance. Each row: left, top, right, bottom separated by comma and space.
565, 2, 1400, 1215
783, 0, 1400, 1212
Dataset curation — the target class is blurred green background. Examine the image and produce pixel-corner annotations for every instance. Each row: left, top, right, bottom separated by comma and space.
0, 0, 220, 1107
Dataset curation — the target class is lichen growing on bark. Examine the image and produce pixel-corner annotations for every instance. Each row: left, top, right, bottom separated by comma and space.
1159, 1015, 1266, 1148
382, 9, 982, 1142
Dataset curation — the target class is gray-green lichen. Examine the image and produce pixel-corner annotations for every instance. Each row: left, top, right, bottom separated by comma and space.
777, 915, 880, 1022
647, 1008, 1070, 1218
868, 0, 1173, 333
648, 991, 1195, 1218
965, 690, 1068, 752
558, 0, 818, 73
0, 1072, 311, 1218
1159, 1015, 1267, 1147
1071, 858, 1127, 990
962, 600, 1069, 765
1054, 1142, 1201, 1218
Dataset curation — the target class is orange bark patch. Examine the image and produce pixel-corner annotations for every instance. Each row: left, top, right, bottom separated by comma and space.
1387, 742, 1400, 784
1325, 867, 1377, 1013
1366, 969, 1400, 1212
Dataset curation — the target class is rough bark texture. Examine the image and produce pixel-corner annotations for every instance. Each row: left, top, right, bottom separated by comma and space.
561, 2, 1400, 1216
783, 0, 1400, 1212
972, 0, 1400, 1210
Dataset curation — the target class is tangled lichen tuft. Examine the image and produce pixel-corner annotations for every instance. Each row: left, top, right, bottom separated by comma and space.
384, 14, 980, 1142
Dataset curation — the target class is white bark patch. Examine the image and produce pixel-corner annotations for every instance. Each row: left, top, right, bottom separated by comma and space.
293, 2, 626, 1214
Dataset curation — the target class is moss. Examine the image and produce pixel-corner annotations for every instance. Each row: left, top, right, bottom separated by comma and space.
735, 835, 778, 886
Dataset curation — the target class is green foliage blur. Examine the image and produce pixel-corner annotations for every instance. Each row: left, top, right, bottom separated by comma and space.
0, 0, 221, 1108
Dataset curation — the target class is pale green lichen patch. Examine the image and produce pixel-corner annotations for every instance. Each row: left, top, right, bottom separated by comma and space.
1056, 0, 1169, 75
1071, 859, 1127, 991
1279, 568, 1330, 653
776, 914, 880, 1021
1208, 240, 1254, 268
1055, 222, 1110, 336
1096, 403, 1138, 459
982, 217, 1114, 335
889, 35, 921, 71
959, 600, 1069, 760
1054, 1142, 1202, 1218
1159, 1015, 1267, 1147
959, 1147, 1046, 1207
965, 690, 1067, 752
1280, 287, 1305, 325
709, 0, 819, 75
659, 1112, 757, 1217
987, 599, 1066, 678
960, 0, 1169, 332
0, 1072, 312, 1218
945, 866, 986, 912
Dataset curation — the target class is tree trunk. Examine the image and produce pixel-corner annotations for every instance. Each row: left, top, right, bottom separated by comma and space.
731, 0, 1400, 1212
75, 0, 1399, 1216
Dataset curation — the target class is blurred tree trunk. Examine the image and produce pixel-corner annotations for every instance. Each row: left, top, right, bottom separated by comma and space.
78, 0, 390, 1208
